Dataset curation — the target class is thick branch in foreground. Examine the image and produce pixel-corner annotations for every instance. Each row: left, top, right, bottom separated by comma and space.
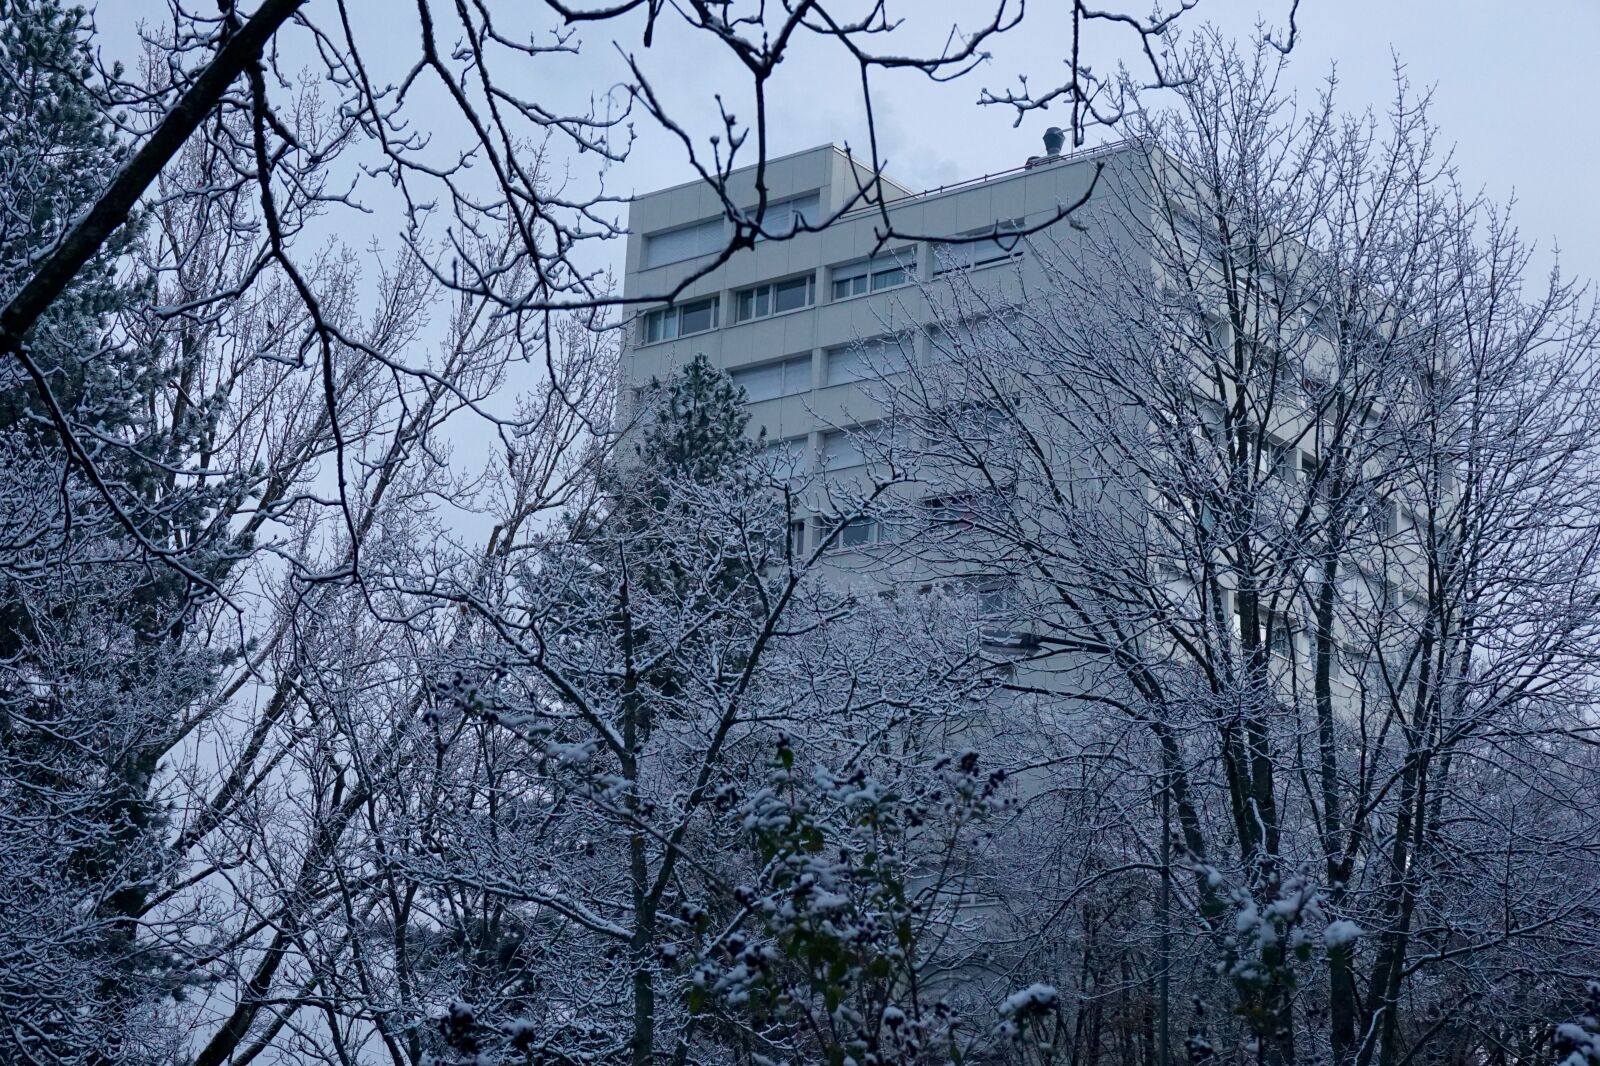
0, 0, 305, 354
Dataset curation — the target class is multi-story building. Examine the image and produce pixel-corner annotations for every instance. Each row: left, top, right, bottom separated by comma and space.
620, 137, 1436, 701
619, 138, 1136, 557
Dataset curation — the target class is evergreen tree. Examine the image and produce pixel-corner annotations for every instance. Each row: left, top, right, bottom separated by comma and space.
593, 353, 768, 717
0, 0, 147, 436
427, 355, 780, 1063
0, 4, 230, 1060
631, 351, 759, 492
1557, 983, 1600, 1066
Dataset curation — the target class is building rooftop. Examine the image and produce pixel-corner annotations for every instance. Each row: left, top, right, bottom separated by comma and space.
834, 138, 1134, 221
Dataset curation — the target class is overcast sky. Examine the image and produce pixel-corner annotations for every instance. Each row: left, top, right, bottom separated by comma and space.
604, 0, 1600, 286
97, 1, 1600, 289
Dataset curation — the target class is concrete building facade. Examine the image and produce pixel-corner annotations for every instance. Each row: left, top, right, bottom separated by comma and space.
619, 140, 1135, 558
619, 138, 1436, 705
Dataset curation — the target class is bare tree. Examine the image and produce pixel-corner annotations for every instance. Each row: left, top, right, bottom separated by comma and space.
0, 5, 1309, 1064
0, 0, 1307, 559
871, 33, 1600, 1066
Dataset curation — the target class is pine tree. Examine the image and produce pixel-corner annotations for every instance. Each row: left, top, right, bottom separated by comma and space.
633, 351, 759, 491
429, 355, 776, 1064
592, 353, 767, 718
0, 4, 226, 1060
1556, 983, 1600, 1066
0, 0, 147, 436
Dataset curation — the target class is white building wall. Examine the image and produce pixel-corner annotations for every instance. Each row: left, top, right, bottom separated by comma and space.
621, 141, 1144, 473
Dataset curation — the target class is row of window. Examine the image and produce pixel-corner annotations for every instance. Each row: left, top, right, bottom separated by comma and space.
757, 402, 1017, 479
735, 275, 813, 322
784, 491, 1011, 554
642, 296, 719, 344
932, 219, 1027, 274
1176, 415, 1428, 541
643, 193, 822, 269
831, 251, 915, 299
756, 429, 894, 479
642, 193, 1027, 274
639, 256, 909, 344
732, 353, 812, 402
771, 514, 886, 555
638, 219, 1029, 345
728, 336, 910, 402
1229, 605, 1412, 683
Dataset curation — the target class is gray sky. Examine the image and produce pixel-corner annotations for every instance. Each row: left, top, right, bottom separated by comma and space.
81, 0, 1600, 545
608, 0, 1599, 286
96, 1, 1600, 289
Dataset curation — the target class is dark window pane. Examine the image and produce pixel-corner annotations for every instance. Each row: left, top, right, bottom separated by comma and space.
840, 517, 876, 547
833, 269, 869, 300
645, 310, 675, 342
680, 298, 715, 334
774, 276, 811, 313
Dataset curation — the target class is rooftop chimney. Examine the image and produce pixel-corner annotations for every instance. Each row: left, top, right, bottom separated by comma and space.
1027, 126, 1068, 168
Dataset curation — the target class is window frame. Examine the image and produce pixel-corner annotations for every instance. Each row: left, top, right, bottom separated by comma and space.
819, 428, 864, 470
642, 216, 726, 268
749, 192, 821, 242
830, 249, 918, 301
824, 515, 880, 552
932, 218, 1027, 275
641, 296, 720, 344
733, 273, 816, 323
825, 334, 910, 387
759, 436, 808, 482
1267, 617, 1295, 660
731, 354, 812, 403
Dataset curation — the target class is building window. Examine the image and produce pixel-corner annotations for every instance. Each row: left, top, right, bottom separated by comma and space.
826, 335, 909, 386
921, 493, 987, 532
932, 218, 1026, 274
750, 192, 820, 240
1268, 620, 1294, 660
820, 423, 899, 472
1264, 439, 1295, 481
972, 576, 1032, 647
734, 274, 815, 322
830, 250, 917, 300
925, 315, 1015, 363
732, 355, 811, 403
825, 515, 879, 551
642, 296, 718, 344
1366, 499, 1400, 538
760, 437, 807, 482
819, 428, 865, 470
1337, 644, 1370, 681
643, 217, 725, 268
1170, 208, 1206, 250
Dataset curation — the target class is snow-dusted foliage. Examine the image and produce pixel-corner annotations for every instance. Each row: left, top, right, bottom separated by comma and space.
863, 31, 1600, 1066
0, 3, 1590, 1065
0, 4, 228, 1059
409, 356, 1022, 1066
1556, 984, 1600, 1066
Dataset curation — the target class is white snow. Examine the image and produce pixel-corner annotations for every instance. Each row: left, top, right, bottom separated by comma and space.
1323, 919, 1363, 949
998, 983, 1059, 1017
